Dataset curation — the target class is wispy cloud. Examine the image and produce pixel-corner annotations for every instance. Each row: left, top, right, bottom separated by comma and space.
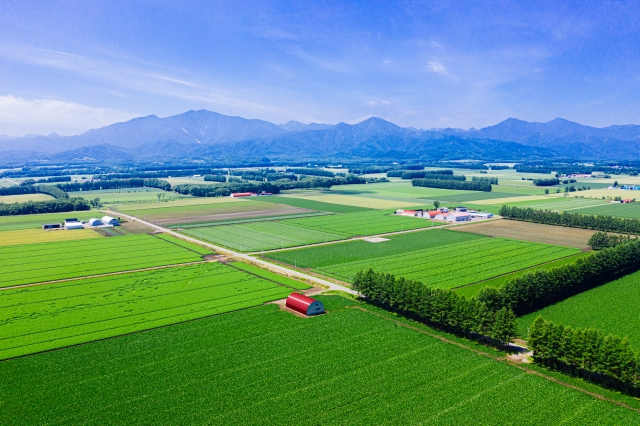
152, 75, 195, 86
365, 100, 391, 106
426, 60, 448, 75
0, 95, 134, 135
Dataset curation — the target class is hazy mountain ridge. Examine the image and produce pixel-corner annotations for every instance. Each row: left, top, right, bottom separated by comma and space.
1, 111, 639, 163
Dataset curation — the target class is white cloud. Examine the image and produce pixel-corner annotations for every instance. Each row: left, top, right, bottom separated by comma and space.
426, 60, 448, 75
0, 95, 134, 136
366, 100, 391, 106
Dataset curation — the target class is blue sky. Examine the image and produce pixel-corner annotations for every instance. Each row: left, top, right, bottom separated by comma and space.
0, 0, 639, 135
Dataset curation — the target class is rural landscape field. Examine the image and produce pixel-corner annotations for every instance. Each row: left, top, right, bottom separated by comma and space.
4, 2, 640, 424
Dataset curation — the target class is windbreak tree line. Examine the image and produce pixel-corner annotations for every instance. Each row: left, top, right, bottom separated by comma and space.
472, 176, 498, 185
500, 205, 640, 234
533, 178, 560, 186
203, 174, 227, 182
400, 171, 466, 181
588, 231, 637, 250
477, 239, 640, 315
173, 182, 282, 197
387, 169, 453, 178
0, 184, 68, 199
529, 316, 640, 394
353, 269, 517, 345
56, 178, 171, 192
412, 178, 492, 192
285, 168, 335, 177
0, 198, 90, 216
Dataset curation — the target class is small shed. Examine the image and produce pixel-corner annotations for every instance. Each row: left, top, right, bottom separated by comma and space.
42, 223, 62, 230
286, 293, 325, 316
230, 192, 257, 198
88, 218, 103, 226
64, 219, 83, 230
102, 216, 120, 226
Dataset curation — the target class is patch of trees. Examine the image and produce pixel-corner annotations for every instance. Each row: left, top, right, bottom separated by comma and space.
348, 167, 391, 175
96, 169, 227, 180
353, 269, 517, 345
56, 178, 171, 192
173, 182, 281, 197
401, 171, 466, 180
36, 176, 72, 183
489, 165, 511, 170
0, 198, 90, 216
533, 178, 560, 186
472, 176, 498, 185
387, 169, 453, 178
0, 184, 68, 199
477, 239, 640, 315
412, 178, 492, 192
285, 168, 335, 177
529, 316, 640, 394
499, 205, 640, 234
588, 231, 637, 250
37, 184, 69, 199
203, 174, 227, 183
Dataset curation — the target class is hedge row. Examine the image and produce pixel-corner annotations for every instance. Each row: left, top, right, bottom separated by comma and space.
412, 178, 492, 192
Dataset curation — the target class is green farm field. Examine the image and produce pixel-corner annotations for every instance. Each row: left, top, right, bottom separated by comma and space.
517, 270, 640, 348
0, 263, 298, 360
0, 193, 54, 203
310, 238, 581, 288
0, 211, 96, 231
266, 229, 484, 268
112, 196, 247, 211
69, 187, 188, 204
0, 228, 101, 247
2, 296, 637, 425
570, 202, 640, 218
228, 261, 311, 289
255, 195, 372, 213
0, 234, 207, 287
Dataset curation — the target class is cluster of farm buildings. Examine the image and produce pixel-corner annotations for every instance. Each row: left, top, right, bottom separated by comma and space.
395, 207, 494, 222
42, 216, 120, 231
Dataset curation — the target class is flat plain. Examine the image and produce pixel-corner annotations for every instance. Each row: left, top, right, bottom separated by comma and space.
0, 211, 96, 231
570, 202, 640, 219
0, 228, 101, 247
1, 296, 637, 425
0, 263, 297, 360
69, 187, 188, 204
0, 193, 54, 203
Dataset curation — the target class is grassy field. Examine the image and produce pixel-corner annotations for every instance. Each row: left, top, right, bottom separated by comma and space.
69, 187, 188, 204
266, 229, 485, 268
0, 228, 101, 247
0, 211, 97, 231
0, 234, 207, 287
284, 192, 420, 209
228, 261, 311, 290
184, 222, 345, 252
0, 263, 300, 360
453, 220, 596, 248
166, 211, 330, 229
283, 210, 434, 236
505, 196, 609, 210
0, 193, 54, 203
569, 202, 640, 219
256, 195, 372, 213
112, 196, 247, 211
2, 296, 636, 425
330, 181, 474, 199
153, 233, 214, 255
315, 238, 580, 288
454, 252, 591, 298
517, 270, 640, 348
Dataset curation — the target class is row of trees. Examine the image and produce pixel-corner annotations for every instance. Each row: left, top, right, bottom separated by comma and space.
35, 176, 72, 183
203, 174, 227, 182
412, 178, 492, 192
173, 182, 282, 197
533, 178, 560, 186
387, 169, 453, 178
0, 184, 68, 199
477, 239, 640, 315
285, 168, 335, 177
401, 171, 466, 180
529, 316, 640, 393
472, 176, 498, 185
353, 269, 517, 344
499, 205, 640, 234
588, 231, 637, 250
56, 178, 171, 192
0, 198, 90, 216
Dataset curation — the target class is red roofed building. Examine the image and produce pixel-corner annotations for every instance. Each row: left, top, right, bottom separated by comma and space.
230, 192, 257, 198
285, 293, 325, 316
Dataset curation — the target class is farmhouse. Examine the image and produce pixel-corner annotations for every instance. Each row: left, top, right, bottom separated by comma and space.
443, 212, 471, 222
395, 209, 419, 217
64, 218, 83, 230
42, 223, 62, 230
425, 211, 440, 218
230, 192, 257, 198
285, 293, 325, 316
88, 218, 103, 226
101, 216, 120, 226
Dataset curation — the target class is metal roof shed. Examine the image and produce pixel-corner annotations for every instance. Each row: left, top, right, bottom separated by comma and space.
286, 293, 325, 316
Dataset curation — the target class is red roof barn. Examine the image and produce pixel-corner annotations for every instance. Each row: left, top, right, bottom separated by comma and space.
285, 293, 325, 316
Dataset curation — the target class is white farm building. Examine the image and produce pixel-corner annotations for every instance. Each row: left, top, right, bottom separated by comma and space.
101, 216, 120, 226
88, 218, 103, 226
442, 212, 471, 222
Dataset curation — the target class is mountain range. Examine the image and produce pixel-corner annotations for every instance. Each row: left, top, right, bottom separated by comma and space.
1, 110, 639, 164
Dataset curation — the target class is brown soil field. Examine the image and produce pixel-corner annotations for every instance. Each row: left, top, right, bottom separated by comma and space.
157, 207, 314, 225
120, 221, 156, 234
451, 219, 594, 249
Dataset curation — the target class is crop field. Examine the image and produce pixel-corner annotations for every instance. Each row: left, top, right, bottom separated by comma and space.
452, 220, 595, 248
0, 234, 207, 287
265, 229, 484, 268
166, 211, 330, 229
0, 228, 101, 247
112, 196, 247, 212
69, 187, 188, 204
2, 296, 637, 425
228, 261, 311, 290
284, 192, 419, 209
256, 195, 372, 213
0, 211, 96, 231
471, 195, 550, 205
283, 210, 434, 236
153, 233, 214, 255
432, 192, 524, 202
331, 181, 474, 199
0, 193, 54, 203
316, 238, 580, 288
569, 202, 640, 219
183, 221, 345, 252
505, 197, 609, 211
517, 270, 640, 348
0, 263, 297, 360
455, 252, 590, 299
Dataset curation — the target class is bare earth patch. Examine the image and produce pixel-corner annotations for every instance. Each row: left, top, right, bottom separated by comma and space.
451, 219, 594, 249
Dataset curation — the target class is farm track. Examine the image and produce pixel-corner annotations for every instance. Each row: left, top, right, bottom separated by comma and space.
104, 211, 358, 294
0, 260, 210, 291
353, 306, 640, 415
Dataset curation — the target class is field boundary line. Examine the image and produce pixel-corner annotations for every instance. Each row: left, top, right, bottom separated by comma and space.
225, 262, 306, 291
0, 261, 209, 291
350, 305, 640, 414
